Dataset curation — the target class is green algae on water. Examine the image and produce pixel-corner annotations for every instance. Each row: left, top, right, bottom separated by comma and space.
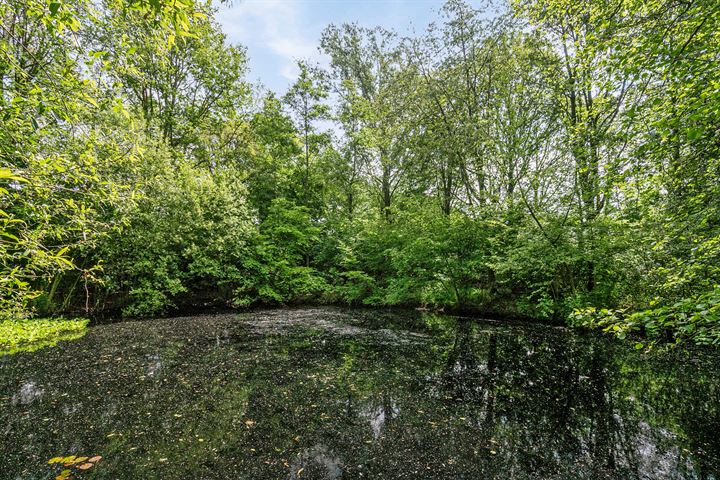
0, 318, 89, 356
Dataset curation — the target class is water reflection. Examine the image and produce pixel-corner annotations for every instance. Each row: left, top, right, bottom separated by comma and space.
289, 444, 342, 480
0, 308, 718, 479
361, 397, 399, 439
11, 380, 44, 405
146, 353, 162, 376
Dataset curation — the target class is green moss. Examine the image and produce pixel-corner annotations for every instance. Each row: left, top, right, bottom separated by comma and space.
0, 318, 89, 355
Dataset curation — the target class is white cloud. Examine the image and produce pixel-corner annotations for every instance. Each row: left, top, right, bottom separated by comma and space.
216, 0, 324, 87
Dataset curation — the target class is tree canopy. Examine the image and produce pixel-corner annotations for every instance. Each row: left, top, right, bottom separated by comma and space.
1, 0, 718, 346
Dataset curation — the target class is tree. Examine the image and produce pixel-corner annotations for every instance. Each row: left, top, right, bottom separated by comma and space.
283, 61, 331, 211
96, 1, 250, 169
321, 24, 406, 220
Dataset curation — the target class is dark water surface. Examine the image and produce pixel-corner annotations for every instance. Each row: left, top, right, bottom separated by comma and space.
2, 307, 719, 479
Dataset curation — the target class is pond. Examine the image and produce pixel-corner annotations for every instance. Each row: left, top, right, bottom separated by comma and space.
1, 307, 719, 479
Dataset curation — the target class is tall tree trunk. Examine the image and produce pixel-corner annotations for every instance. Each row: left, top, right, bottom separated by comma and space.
381, 162, 392, 221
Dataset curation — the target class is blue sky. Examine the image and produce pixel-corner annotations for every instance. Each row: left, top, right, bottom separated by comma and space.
215, 0, 479, 94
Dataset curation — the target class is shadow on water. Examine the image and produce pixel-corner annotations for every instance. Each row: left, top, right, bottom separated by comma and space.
0, 307, 719, 479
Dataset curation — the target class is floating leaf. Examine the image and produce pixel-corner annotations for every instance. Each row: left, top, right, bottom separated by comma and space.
56, 469, 72, 480
48, 457, 64, 464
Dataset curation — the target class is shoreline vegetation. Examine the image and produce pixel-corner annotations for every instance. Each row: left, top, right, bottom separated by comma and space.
3, 297, 715, 356
0, 318, 89, 356
1, 0, 718, 349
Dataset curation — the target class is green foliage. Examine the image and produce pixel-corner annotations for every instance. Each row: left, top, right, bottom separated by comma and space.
234, 198, 328, 306
571, 287, 720, 346
0, 0, 210, 317
0, 317, 88, 355
2, 0, 719, 348
97, 153, 255, 316
332, 271, 377, 305
383, 204, 496, 309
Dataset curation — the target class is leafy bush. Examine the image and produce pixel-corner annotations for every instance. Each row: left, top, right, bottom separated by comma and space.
96, 153, 256, 317
570, 286, 720, 346
331, 270, 376, 305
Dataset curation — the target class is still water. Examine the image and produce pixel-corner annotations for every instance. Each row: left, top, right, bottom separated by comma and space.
1, 307, 719, 479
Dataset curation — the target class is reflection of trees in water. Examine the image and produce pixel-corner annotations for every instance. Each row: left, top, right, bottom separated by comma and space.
441, 319, 495, 404
679, 381, 720, 480
2, 310, 720, 479
427, 318, 714, 478
438, 319, 499, 455
288, 444, 342, 480
623, 351, 720, 480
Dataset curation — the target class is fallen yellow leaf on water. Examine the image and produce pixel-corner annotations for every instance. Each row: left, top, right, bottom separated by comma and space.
48, 457, 64, 464
56, 469, 72, 480
74, 457, 89, 463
